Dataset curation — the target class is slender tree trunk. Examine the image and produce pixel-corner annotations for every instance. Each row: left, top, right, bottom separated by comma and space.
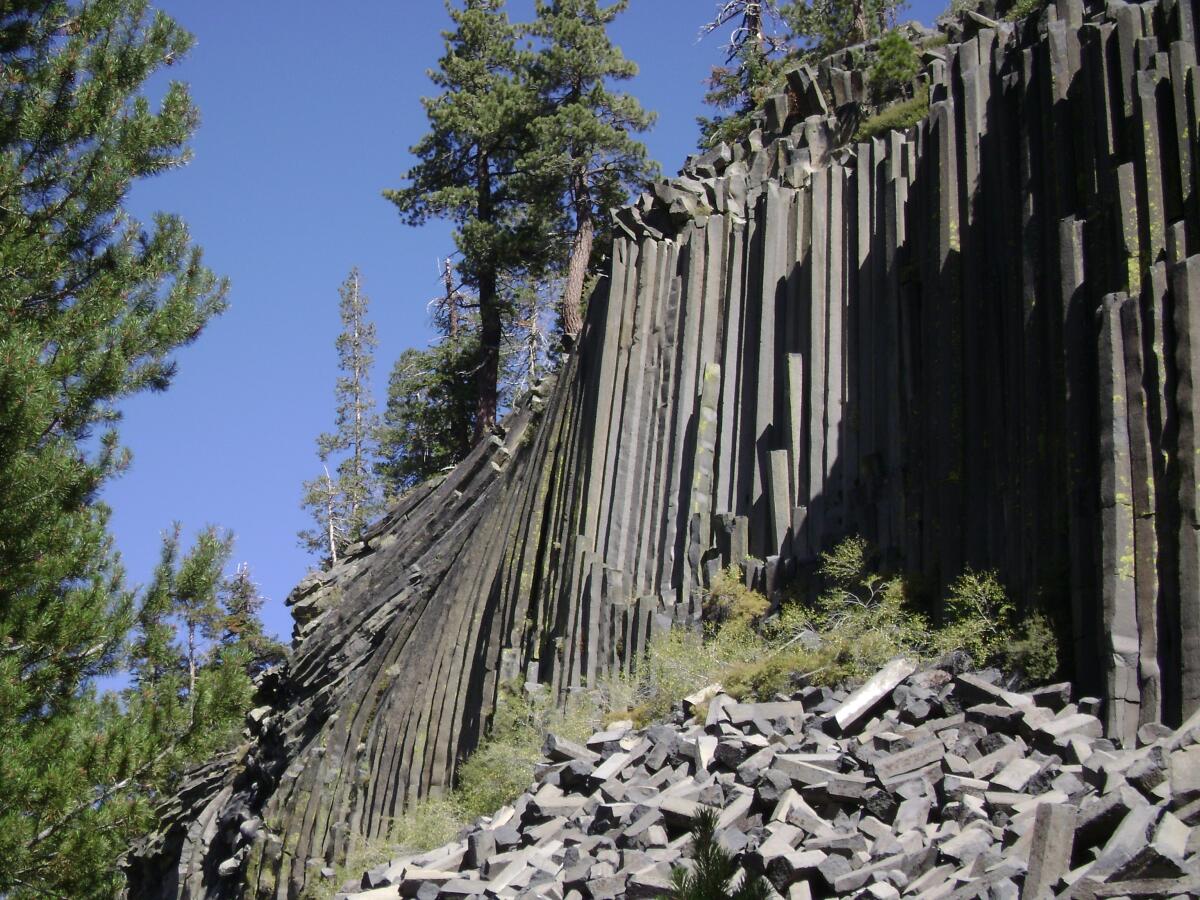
475, 267, 501, 442
562, 182, 593, 341
853, 0, 868, 42
324, 466, 339, 565
350, 272, 363, 533
443, 258, 459, 340
186, 620, 197, 711
746, 3, 765, 51
473, 151, 500, 443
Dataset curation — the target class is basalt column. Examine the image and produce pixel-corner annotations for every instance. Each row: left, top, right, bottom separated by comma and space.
125, 0, 1200, 895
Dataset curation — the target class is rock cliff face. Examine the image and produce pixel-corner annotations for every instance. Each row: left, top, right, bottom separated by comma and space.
125, 0, 1200, 895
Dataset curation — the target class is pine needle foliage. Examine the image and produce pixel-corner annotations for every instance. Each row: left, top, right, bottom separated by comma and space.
0, 1, 227, 895
386, 0, 546, 441
665, 807, 773, 900
523, 0, 657, 338
697, 0, 909, 146
376, 337, 479, 495
868, 28, 920, 101
300, 267, 383, 564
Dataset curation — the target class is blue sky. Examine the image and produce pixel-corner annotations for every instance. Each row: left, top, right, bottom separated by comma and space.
111, 0, 945, 643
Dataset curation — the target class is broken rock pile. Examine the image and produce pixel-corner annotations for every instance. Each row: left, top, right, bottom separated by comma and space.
339, 660, 1200, 899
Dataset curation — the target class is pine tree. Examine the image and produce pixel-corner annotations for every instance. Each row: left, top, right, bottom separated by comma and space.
698, 0, 907, 146
385, 0, 547, 442
782, 0, 905, 56
299, 267, 382, 564
220, 563, 286, 674
665, 808, 774, 900
698, 1, 787, 145
376, 340, 480, 495
0, 1, 226, 895
524, 0, 656, 340
125, 527, 283, 796
376, 260, 479, 495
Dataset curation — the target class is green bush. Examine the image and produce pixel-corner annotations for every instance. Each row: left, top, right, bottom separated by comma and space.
854, 84, 930, 141
456, 737, 543, 821
457, 685, 600, 819
933, 567, 1014, 664
698, 537, 1063, 701
1005, 0, 1046, 21
390, 795, 465, 851
705, 565, 770, 625
869, 30, 920, 102
1000, 611, 1060, 684
929, 566, 1060, 683
602, 619, 765, 725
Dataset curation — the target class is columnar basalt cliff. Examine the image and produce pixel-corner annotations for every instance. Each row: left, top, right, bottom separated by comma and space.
126, 0, 1200, 895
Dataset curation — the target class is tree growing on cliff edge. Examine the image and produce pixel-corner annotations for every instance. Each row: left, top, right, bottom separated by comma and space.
524, 0, 657, 341
699, 0, 787, 144
0, 1, 228, 894
376, 260, 478, 495
386, 0, 549, 444
698, 0, 908, 146
300, 267, 383, 565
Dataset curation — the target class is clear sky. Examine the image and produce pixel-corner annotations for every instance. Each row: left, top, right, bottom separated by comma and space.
110, 0, 946, 643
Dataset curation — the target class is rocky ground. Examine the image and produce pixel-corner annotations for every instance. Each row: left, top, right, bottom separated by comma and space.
335, 659, 1200, 899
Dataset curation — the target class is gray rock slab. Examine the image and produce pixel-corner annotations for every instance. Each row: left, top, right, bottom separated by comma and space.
833, 659, 919, 734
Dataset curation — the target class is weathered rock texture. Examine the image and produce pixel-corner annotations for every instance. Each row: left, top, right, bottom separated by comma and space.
333, 665, 1200, 899
125, 0, 1200, 895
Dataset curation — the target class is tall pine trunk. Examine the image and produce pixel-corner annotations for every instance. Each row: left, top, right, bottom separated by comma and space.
474, 151, 500, 442
853, 0, 868, 42
443, 258, 459, 339
562, 178, 593, 340
324, 466, 339, 565
476, 268, 501, 441
350, 271, 363, 531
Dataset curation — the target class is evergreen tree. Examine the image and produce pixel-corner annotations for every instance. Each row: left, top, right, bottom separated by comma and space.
698, 1, 787, 145
300, 267, 382, 564
386, 0, 547, 442
665, 808, 773, 900
501, 273, 559, 398
524, 0, 656, 340
0, 1, 226, 895
376, 260, 479, 495
125, 527, 283, 798
698, 0, 907, 146
377, 339, 480, 495
782, 0, 905, 57
220, 563, 286, 674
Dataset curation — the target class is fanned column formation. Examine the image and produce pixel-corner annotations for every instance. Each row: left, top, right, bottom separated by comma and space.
125, 0, 1200, 895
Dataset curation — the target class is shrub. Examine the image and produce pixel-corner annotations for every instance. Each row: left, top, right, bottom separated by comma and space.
727, 537, 1063, 696
1000, 611, 1060, 684
723, 648, 813, 700
854, 84, 930, 140
457, 685, 600, 819
818, 534, 872, 590
705, 566, 770, 625
935, 568, 1014, 664
390, 795, 465, 852
1005, 0, 1046, 21
664, 808, 773, 900
604, 620, 765, 725
870, 30, 920, 102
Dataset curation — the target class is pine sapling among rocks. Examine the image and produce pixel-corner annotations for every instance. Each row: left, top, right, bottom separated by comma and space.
665, 807, 773, 900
